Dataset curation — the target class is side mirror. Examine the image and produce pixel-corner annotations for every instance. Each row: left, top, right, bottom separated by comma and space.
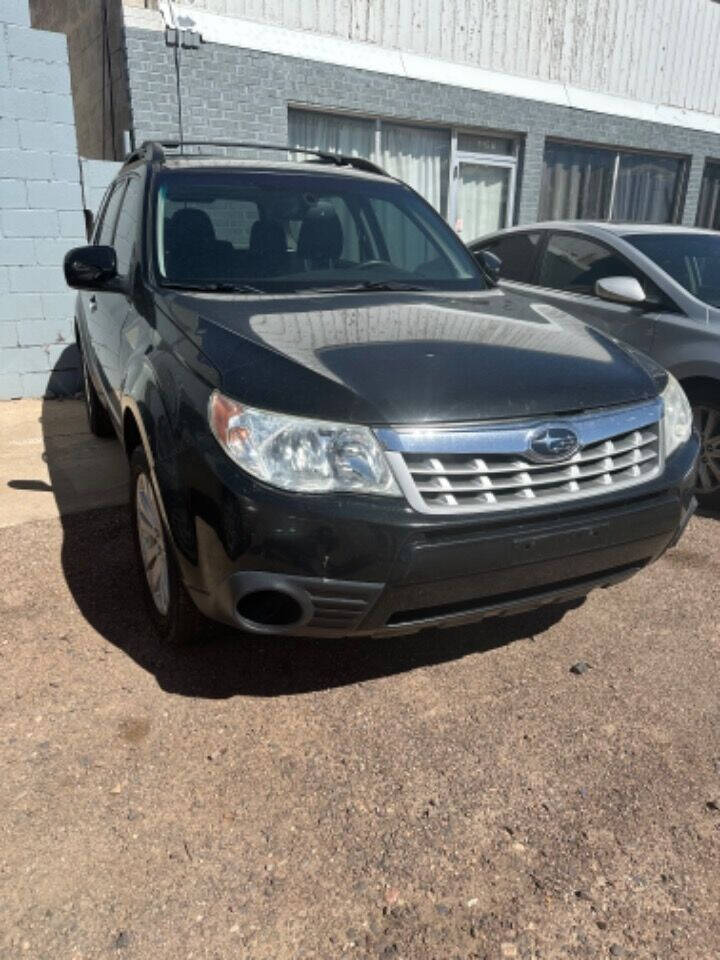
64, 245, 121, 291
595, 276, 646, 306
475, 249, 502, 284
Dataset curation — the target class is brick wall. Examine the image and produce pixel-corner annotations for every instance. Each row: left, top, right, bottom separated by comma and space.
0, 2, 88, 399
124, 26, 719, 227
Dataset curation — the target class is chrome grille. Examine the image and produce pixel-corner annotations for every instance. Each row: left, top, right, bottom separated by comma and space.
379, 400, 664, 515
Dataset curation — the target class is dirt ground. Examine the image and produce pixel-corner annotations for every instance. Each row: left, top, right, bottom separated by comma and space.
1, 495, 719, 959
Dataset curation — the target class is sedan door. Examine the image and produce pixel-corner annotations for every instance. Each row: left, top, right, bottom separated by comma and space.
527, 231, 657, 354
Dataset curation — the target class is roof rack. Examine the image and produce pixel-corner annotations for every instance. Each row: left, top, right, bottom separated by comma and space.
122, 140, 388, 176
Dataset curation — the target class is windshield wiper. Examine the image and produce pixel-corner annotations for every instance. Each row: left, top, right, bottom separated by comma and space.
162, 281, 266, 294
306, 280, 429, 293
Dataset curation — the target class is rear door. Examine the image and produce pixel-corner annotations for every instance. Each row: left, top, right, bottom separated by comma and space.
529, 231, 657, 354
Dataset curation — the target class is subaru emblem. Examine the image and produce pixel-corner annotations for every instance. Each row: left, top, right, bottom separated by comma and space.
528, 426, 580, 463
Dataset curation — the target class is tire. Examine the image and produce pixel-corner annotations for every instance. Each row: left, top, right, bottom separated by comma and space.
129, 445, 203, 645
81, 351, 114, 438
686, 384, 720, 512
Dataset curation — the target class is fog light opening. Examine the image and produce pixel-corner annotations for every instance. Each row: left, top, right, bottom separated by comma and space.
237, 590, 304, 627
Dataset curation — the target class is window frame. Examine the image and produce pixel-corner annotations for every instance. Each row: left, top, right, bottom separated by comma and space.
540, 138, 689, 224
696, 158, 720, 229
288, 105, 520, 233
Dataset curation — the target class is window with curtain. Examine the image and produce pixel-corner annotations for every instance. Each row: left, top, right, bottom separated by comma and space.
612, 154, 683, 223
540, 140, 686, 224
380, 122, 450, 217
287, 108, 375, 158
697, 161, 720, 229
539, 142, 615, 221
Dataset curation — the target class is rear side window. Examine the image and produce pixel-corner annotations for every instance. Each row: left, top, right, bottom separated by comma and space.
476, 232, 541, 282
96, 181, 126, 246
538, 233, 635, 295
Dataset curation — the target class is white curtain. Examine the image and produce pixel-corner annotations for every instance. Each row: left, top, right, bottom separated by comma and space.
287, 109, 375, 159
612, 155, 682, 223
456, 164, 509, 239
381, 123, 450, 216
697, 163, 720, 229
540, 142, 615, 220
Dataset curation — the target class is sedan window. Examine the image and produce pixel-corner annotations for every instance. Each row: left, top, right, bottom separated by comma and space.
625, 232, 720, 308
473, 232, 541, 283
538, 233, 638, 295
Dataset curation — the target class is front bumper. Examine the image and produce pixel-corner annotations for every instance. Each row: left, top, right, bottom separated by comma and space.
166, 433, 698, 637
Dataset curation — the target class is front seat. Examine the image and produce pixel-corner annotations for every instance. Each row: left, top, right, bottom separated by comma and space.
248, 218, 287, 275
164, 208, 218, 282
296, 202, 343, 270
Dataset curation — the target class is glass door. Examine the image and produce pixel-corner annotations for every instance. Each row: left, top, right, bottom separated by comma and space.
449, 132, 517, 240
454, 161, 513, 240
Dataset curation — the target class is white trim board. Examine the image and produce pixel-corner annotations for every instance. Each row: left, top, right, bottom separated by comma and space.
135, 3, 720, 138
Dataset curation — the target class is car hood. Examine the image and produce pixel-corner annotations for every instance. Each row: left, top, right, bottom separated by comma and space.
164, 288, 659, 425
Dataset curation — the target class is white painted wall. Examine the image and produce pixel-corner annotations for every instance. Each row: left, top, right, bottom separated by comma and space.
0, 1, 87, 398
168, 0, 720, 118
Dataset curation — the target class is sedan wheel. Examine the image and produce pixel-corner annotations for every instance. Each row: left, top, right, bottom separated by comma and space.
135, 472, 170, 616
694, 404, 720, 495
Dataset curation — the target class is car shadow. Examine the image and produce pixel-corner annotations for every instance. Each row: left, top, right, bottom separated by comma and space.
40, 348, 572, 699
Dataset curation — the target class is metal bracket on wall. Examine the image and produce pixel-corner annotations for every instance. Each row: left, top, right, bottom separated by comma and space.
165, 26, 201, 48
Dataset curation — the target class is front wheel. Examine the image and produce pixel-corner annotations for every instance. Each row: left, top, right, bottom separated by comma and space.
130, 446, 203, 645
687, 386, 720, 511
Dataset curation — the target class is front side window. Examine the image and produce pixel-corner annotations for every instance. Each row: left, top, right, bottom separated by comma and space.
112, 176, 144, 275
538, 233, 636, 294
475, 232, 541, 283
626, 232, 720, 307
154, 170, 487, 293
96, 181, 126, 245
540, 140, 686, 224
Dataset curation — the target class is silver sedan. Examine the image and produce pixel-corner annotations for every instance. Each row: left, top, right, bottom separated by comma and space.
469, 223, 720, 509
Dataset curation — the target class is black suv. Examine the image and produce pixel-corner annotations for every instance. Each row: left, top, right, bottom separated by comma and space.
64, 141, 698, 645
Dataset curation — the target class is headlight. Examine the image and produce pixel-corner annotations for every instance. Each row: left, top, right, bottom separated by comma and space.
209, 391, 400, 496
661, 373, 692, 458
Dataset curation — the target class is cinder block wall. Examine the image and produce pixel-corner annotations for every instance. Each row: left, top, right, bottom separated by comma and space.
124, 25, 714, 228
0, 1, 87, 399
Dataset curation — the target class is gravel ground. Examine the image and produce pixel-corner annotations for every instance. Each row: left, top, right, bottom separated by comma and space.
1, 507, 719, 960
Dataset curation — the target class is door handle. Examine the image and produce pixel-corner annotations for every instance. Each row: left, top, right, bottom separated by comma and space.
89, 295, 97, 312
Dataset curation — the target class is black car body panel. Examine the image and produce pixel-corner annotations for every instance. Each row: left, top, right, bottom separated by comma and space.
67, 145, 698, 639
162, 288, 659, 424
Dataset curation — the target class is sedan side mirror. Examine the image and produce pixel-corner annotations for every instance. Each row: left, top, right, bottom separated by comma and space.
64, 245, 122, 292
475, 249, 502, 284
595, 276, 646, 306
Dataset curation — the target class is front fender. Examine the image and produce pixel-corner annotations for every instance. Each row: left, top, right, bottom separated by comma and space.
122, 346, 214, 568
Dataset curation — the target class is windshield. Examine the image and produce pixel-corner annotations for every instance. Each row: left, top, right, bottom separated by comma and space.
625, 232, 720, 308
153, 169, 487, 293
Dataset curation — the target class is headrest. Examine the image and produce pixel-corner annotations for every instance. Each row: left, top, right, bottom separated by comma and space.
249, 218, 286, 257
166, 208, 216, 248
297, 202, 343, 263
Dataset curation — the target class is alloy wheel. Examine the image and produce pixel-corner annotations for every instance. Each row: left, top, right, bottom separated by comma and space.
694, 405, 720, 493
135, 472, 170, 615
